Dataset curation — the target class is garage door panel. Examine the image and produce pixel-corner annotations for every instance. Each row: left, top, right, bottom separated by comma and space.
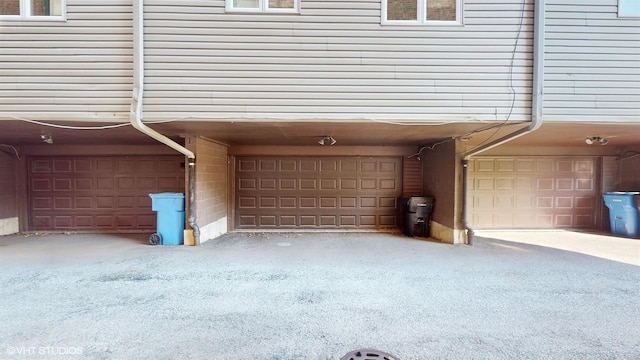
29, 156, 184, 231
300, 215, 317, 226
280, 179, 296, 190
236, 157, 401, 230
320, 179, 338, 190
76, 197, 93, 209
239, 178, 257, 190
340, 160, 358, 172
575, 196, 594, 208
360, 179, 377, 190
320, 159, 338, 172
238, 159, 257, 171
75, 178, 93, 191
96, 159, 115, 172
54, 197, 73, 210
360, 161, 378, 172
116, 159, 136, 172
575, 213, 595, 227
360, 215, 376, 226
340, 215, 357, 226
380, 197, 398, 208
469, 156, 597, 229
260, 178, 277, 190
117, 177, 136, 190
32, 178, 51, 191
320, 197, 337, 208
76, 216, 93, 228
380, 215, 397, 226
576, 178, 594, 191
74, 159, 92, 172
54, 216, 73, 228
97, 178, 114, 190
53, 159, 73, 172
536, 159, 554, 172
258, 159, 277, 171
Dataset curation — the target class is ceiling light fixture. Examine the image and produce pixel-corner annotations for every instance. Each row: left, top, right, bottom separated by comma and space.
585, 136, 608, 146
318, 135, 336, 146
40, 134, 53, 144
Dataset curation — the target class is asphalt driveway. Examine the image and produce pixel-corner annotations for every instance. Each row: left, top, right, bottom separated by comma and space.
0, 231, 638, 359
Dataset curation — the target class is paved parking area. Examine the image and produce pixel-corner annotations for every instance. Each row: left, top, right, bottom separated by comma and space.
0, 231, 638, 359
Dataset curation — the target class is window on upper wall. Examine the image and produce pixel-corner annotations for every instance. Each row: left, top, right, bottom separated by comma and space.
226, 0, 300, 13
382, 0, 461, 24
0, 0, 65, 19
618, 0, 640, 17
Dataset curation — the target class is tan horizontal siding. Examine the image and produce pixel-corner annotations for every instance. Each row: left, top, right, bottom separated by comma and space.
142, 0, 533, 122
544, 0, 640, 121
1, 0, 534, 123
0, 2, 132, 121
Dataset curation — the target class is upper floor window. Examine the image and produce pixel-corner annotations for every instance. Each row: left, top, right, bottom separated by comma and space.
0, 0, 65, 20
382, 0, 461, 25
618, 0, 640, 17
226, 0, 300, 13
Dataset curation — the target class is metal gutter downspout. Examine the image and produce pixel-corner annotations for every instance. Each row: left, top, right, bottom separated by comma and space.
130, 0, 200, 245
461, 0, 545, 245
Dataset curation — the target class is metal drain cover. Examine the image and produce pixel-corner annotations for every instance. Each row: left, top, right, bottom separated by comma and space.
340, 349, 399, 360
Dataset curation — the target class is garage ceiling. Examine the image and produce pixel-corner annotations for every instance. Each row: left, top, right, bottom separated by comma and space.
0, 119, 638, 149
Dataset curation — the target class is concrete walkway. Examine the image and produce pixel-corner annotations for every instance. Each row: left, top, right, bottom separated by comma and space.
0, 231, 638, 359
474, 229, 640, 266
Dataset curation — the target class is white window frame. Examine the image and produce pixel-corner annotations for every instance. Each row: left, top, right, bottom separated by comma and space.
618, 0, 640, 18
382, 0, 462, 26
0, 0, 66, 21
225, 0, 300, 14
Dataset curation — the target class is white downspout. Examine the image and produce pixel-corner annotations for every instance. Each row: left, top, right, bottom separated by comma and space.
464, 0, 544, 159
131, 0, 200, 245
130, 0, 194, 159
461, 0, 545, 244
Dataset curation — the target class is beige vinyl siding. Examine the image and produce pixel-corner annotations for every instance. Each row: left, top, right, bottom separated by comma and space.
544, 0, 640, 122
142, 0, 534, 123
0, 2, 132, 122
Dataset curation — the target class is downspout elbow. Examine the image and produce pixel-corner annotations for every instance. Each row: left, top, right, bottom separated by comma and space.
131, 0, 199, 245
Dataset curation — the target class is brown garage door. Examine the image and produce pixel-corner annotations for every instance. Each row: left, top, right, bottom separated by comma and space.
235, 157, 402, 229
29, 156, 185, 231
468, 156, 598, 229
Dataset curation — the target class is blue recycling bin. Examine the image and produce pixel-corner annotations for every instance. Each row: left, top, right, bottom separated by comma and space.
603, 192, 640, 238
149, 193, 185, 245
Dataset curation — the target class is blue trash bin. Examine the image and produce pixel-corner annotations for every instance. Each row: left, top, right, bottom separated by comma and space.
603, 192, 640, 238
149, 192, 185, 245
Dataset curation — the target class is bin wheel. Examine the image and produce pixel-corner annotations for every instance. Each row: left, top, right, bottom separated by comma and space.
149, 233, 162, 245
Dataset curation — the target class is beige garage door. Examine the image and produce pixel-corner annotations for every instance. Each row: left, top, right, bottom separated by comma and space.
468, 156, 598, 229
235, 157, 402, 229
29, 156, 185, 231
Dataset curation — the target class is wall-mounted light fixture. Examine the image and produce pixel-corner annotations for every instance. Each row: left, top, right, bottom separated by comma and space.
318, 135, 336, 146
40, 134, 53, 144
585, 136, 608, 145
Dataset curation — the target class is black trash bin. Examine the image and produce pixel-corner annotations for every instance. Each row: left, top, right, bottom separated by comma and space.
401, 196, 434, 237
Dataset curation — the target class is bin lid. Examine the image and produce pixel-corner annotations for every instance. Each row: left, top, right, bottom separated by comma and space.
149, 192, 185, 199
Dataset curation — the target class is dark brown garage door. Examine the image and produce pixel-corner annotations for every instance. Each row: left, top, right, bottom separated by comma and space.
235, 157, 402, 229
29, 156, 185, 231
468, 156, 598, 229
